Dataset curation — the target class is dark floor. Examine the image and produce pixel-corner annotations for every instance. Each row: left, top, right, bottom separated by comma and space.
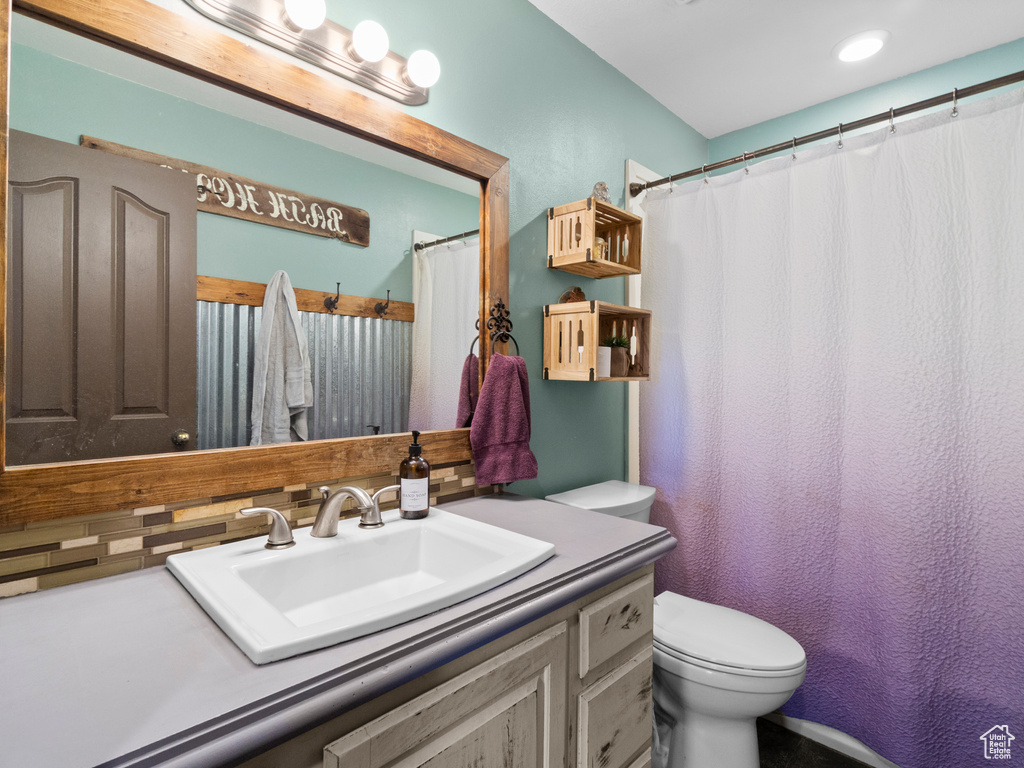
757, 718, 874, 768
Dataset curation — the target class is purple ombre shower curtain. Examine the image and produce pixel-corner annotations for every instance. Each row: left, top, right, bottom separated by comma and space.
640, 88, 1024, 768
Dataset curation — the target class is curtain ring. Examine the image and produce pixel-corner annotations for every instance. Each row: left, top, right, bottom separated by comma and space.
951, 87, 959, 118
702, 165, 709, 185
743, 152, 751, 175
837, 123, 844, 149
889, 107, 896, 134
791, 137, 797, 161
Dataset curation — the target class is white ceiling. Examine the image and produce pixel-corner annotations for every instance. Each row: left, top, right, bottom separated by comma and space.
526, 0, 1024, 138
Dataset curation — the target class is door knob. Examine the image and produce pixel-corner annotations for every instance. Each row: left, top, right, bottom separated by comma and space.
171, 429, 191, 447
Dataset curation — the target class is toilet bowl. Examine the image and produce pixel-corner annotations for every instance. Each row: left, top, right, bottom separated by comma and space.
546, 481, 806, 768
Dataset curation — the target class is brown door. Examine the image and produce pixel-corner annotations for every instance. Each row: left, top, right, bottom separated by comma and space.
6, 130, 197, 464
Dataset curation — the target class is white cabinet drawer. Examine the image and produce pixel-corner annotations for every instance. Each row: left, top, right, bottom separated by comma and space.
578, 573, 653, 678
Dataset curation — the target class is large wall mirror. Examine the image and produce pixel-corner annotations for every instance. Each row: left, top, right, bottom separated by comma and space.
0, 0, 510, 524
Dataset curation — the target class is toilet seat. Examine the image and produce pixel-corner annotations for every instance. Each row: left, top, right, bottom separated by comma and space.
653, 639, 804, 680
654, 591, 806, 675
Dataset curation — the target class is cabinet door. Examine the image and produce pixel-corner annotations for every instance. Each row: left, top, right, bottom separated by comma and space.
577, 646, 653, 768
324, 622, 567, 768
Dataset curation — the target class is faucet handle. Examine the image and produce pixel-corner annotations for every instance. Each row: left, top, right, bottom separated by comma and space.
372, 484, 401, 506
357, 485, 401, 530
241, 507, 295, 550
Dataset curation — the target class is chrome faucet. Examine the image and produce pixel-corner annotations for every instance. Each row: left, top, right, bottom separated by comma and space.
311, 486, 375, 537
310, 484, 403, 535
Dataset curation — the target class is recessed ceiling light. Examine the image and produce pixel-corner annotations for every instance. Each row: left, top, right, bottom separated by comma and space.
833, 29, 890, 62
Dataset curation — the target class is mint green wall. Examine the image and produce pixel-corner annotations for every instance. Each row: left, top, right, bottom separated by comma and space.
12, 1, 709, 498
321, 0, 708, 497
10, 42, 479, 302
710, 37, 1024, 164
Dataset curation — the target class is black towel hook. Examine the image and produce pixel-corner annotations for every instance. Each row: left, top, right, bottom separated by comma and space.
324, 282, 340, 314
486, 297, 519, 356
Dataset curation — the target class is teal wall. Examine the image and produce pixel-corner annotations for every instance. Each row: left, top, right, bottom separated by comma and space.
710, 37, 1024, 164
10, 1, 709, 499
320, 0, 708, 497
10, 42, 479, 302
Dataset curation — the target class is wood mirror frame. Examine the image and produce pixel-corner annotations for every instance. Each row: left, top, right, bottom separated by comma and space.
0, 0, 509, 526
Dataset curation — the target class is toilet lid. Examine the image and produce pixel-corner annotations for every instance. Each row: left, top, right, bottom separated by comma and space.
545, 480, 656, 519
654, 591, 805, 672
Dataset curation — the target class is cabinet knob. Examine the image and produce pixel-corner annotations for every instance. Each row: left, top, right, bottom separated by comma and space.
171, 429, 191, 447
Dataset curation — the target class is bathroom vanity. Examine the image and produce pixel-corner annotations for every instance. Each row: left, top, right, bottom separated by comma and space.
0, 495, 674, 768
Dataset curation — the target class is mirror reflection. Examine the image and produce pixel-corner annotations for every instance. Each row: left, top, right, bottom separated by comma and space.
6, 15, 481, 466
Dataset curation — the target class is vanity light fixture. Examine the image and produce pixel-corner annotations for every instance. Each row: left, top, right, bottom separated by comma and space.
184, 0, 438, 105
833, 29, 890, 63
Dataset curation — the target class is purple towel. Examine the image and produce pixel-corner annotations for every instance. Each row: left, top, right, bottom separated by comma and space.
470, 354, 538, 485
456, 353, 479, 428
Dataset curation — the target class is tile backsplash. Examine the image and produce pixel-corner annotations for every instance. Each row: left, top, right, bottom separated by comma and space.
0, 459, 490, 597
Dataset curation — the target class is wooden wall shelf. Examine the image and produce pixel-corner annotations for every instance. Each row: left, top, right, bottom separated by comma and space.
547, 198, 642, 279
543, 301, 651, 382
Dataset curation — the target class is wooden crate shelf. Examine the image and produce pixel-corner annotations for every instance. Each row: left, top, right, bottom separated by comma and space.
547, 198, 643, 278
543, 301, 651, 382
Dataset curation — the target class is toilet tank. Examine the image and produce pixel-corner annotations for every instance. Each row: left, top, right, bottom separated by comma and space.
545, 480, 656, 523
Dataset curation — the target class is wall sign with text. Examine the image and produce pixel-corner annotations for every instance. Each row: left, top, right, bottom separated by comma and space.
81, 136, 370, 247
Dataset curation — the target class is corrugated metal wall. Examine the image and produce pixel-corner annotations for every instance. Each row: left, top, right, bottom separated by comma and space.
197, 302, 411, 449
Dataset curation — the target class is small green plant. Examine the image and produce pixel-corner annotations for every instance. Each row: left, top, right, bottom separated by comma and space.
602, 335, 630, 348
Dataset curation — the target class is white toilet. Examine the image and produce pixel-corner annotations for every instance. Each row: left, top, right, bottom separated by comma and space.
546, 480, 807, 768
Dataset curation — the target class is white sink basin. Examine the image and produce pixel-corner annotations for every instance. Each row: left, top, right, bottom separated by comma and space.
166, 508, 555, 664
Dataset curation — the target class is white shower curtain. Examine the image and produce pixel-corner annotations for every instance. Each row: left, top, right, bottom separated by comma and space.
409, 235, 480, 430
641, 88, 1024, 768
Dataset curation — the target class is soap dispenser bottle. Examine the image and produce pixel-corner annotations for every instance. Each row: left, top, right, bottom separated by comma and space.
399, 430, 430, 519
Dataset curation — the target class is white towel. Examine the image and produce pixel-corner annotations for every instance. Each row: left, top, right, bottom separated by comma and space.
250, 270, 312, 444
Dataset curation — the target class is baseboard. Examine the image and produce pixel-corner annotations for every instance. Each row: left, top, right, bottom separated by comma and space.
764, 712, 902, 768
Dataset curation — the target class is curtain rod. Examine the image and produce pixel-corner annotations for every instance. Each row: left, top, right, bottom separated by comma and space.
630, 68, 1024, 197
413, 228, 480, 251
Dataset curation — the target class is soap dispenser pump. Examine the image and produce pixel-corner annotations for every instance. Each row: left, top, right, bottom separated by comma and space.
399, 430, 430, 519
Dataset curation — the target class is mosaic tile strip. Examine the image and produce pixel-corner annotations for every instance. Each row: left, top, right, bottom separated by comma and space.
0, 460, 491, 597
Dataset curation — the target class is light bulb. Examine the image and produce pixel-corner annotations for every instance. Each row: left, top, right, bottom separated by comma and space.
284, 0, 326, 30
833, 30, 890, 63
406, 49, 440, 89
351, 20, 389, 63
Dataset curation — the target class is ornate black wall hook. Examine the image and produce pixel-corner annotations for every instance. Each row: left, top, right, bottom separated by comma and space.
487, 297, 519, 355
324, 282, 340, 313
374, 290, 391, 318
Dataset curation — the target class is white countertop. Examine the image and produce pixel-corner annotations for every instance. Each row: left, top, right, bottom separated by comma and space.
0, 494, 675, 768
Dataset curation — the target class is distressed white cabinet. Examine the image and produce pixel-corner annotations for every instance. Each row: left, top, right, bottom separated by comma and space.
571, 573, 655, 768
239, 566, 654, 768
324, 622, 566, 767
